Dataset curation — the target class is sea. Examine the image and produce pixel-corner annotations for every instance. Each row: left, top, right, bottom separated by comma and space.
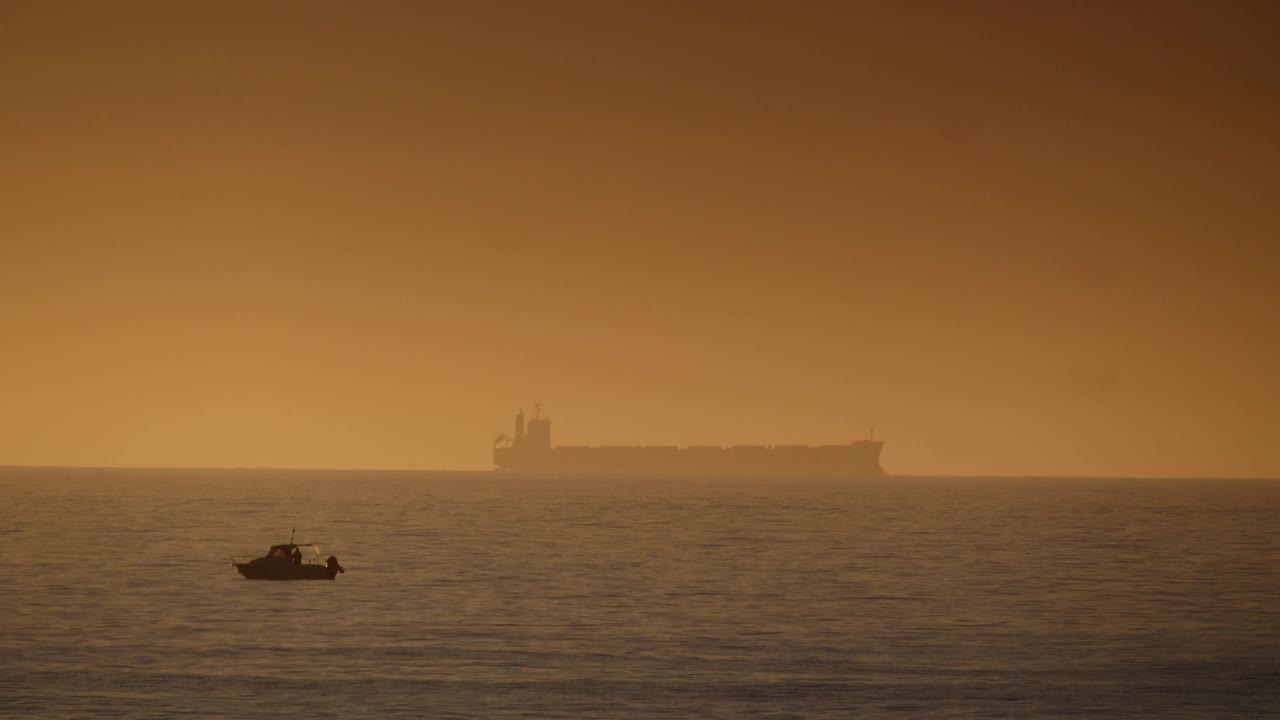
1, 467, 1277, 719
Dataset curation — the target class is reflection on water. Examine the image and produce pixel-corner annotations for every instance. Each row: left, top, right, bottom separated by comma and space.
2, 468, 1277, 718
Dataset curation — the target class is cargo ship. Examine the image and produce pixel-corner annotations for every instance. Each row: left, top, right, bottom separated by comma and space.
493, 406, 886, 476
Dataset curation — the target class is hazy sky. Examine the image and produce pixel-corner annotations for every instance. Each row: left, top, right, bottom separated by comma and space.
2, 2, 1277, 476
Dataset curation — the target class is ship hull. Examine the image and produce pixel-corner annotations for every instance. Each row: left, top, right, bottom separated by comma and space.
494, 441, 885, 476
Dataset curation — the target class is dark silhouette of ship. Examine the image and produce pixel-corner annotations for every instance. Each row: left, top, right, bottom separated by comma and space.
493, 406, 885, 476
232, 530, 345, 580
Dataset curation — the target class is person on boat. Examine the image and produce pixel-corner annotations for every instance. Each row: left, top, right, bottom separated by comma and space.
291, 547, 303, 565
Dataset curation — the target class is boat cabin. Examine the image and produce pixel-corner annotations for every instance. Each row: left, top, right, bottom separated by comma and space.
267, 544, 296, 559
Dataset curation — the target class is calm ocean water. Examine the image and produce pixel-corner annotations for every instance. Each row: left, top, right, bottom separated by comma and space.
1, 467, 1276, 719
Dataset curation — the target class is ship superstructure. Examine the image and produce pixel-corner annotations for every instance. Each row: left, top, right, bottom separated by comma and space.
492, 406, 885, 476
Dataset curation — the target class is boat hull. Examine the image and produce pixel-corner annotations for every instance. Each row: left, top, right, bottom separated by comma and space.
234, 558, 343, 580
494, 440, 886, 476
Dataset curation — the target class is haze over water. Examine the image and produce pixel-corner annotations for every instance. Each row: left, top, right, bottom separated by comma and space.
3, 2, 1278, 478
4, 467, 1276, 719
4, 3, 1278, 717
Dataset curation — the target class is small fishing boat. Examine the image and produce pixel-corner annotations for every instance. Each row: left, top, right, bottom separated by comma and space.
233, 531, 345, 580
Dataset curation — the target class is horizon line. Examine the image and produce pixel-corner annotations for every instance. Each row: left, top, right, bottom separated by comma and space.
0, 463, 1275, 482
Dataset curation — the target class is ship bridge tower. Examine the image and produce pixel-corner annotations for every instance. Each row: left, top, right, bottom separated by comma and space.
525, 403, 552, 450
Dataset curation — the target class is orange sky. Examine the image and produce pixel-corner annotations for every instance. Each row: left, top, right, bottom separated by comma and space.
2, 2, 1277, 476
